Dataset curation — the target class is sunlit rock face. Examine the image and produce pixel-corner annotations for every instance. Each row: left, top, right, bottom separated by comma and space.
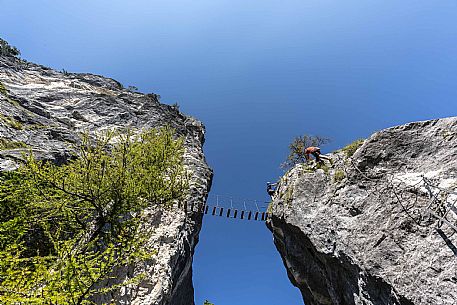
0, 54, 212, 304
267, 117, 457, 305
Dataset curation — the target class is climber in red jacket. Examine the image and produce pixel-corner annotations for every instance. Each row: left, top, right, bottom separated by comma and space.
305, 146, 332, 163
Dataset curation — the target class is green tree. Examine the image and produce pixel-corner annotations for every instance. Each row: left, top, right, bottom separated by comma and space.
0, 127, 188, 304
281, 134, 330, 169
204, 300, 215, 305
127, 85, 138, 92
341, 139, 364, 157
0, 38, 20, 57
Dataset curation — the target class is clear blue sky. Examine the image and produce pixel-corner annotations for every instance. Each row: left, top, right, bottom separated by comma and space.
1, 1, 457, 304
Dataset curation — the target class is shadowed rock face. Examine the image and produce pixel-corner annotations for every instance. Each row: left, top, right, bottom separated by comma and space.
0, 54, 212, 304
267, 117, 457, 305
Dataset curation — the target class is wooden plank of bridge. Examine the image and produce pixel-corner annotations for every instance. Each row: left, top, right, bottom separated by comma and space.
197, 202, 270, 222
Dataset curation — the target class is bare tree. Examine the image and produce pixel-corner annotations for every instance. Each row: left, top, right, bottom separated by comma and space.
281, 134, 330, 169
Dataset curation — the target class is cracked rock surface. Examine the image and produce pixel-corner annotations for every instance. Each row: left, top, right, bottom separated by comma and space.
0, 54, 212, 304
267, 117, 457, 305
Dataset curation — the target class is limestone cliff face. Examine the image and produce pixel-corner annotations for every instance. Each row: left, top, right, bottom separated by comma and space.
267, 117, 457, 305
0, 54, 212, 304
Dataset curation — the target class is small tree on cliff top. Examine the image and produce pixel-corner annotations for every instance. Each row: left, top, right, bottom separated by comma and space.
281, 134, 330, 169
0, 38, 20, 57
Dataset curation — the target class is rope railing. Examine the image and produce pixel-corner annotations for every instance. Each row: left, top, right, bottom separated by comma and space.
422, 176, 457, 232
333, 154, 457, 233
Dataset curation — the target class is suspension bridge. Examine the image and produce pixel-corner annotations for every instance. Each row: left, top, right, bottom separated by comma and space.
181, 194, 272, 222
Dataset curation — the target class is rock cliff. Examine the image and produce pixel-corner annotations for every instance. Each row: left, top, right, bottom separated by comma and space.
267, 117, 457, 305
0, 53, 212, 304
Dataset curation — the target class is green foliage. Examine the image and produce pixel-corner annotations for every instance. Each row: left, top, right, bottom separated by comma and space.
341, 139, 364, 158
0, 38, 20, 57
0, 113, 23, 130
171, 102, 180, 111
127, 85, 138, 92
0, 82, 7, 96
333, 170, 345, 183
283, 186, 294, 205
315, 161, 330, 174
281, 134, 330, 169
204, 301, 215, 305
0, 82, 20, 108
0, 138, 27, 150
0, 127, 188, 304
441, 128, 456, 141
24, 123, 50, 130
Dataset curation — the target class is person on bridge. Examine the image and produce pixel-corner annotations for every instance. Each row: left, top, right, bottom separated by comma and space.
266, 182, 277, 197
305, 146, 332, 164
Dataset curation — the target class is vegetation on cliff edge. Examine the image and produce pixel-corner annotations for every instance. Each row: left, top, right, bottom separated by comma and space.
0, 127, 188, 304
0, 38, 20, 57
341, 139, 364, 158
281, 134, 330, 170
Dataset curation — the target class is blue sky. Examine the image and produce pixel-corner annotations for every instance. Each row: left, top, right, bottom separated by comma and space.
1, 1, 457, 304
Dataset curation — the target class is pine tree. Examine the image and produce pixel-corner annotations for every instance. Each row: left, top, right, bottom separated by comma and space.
0, 127, 188, 304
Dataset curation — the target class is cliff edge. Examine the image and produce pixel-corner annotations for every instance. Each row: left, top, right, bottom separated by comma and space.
0, 53, 212, 304
267, 117, 457, 305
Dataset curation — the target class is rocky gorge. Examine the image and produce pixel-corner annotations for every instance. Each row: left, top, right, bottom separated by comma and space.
2, 39, 457, 305
267, 117, 457, 305
0, 52, 212, 304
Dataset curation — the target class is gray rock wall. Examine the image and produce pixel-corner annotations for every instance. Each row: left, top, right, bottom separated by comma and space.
0, 54, 212, 304
267, 117, 457, 305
